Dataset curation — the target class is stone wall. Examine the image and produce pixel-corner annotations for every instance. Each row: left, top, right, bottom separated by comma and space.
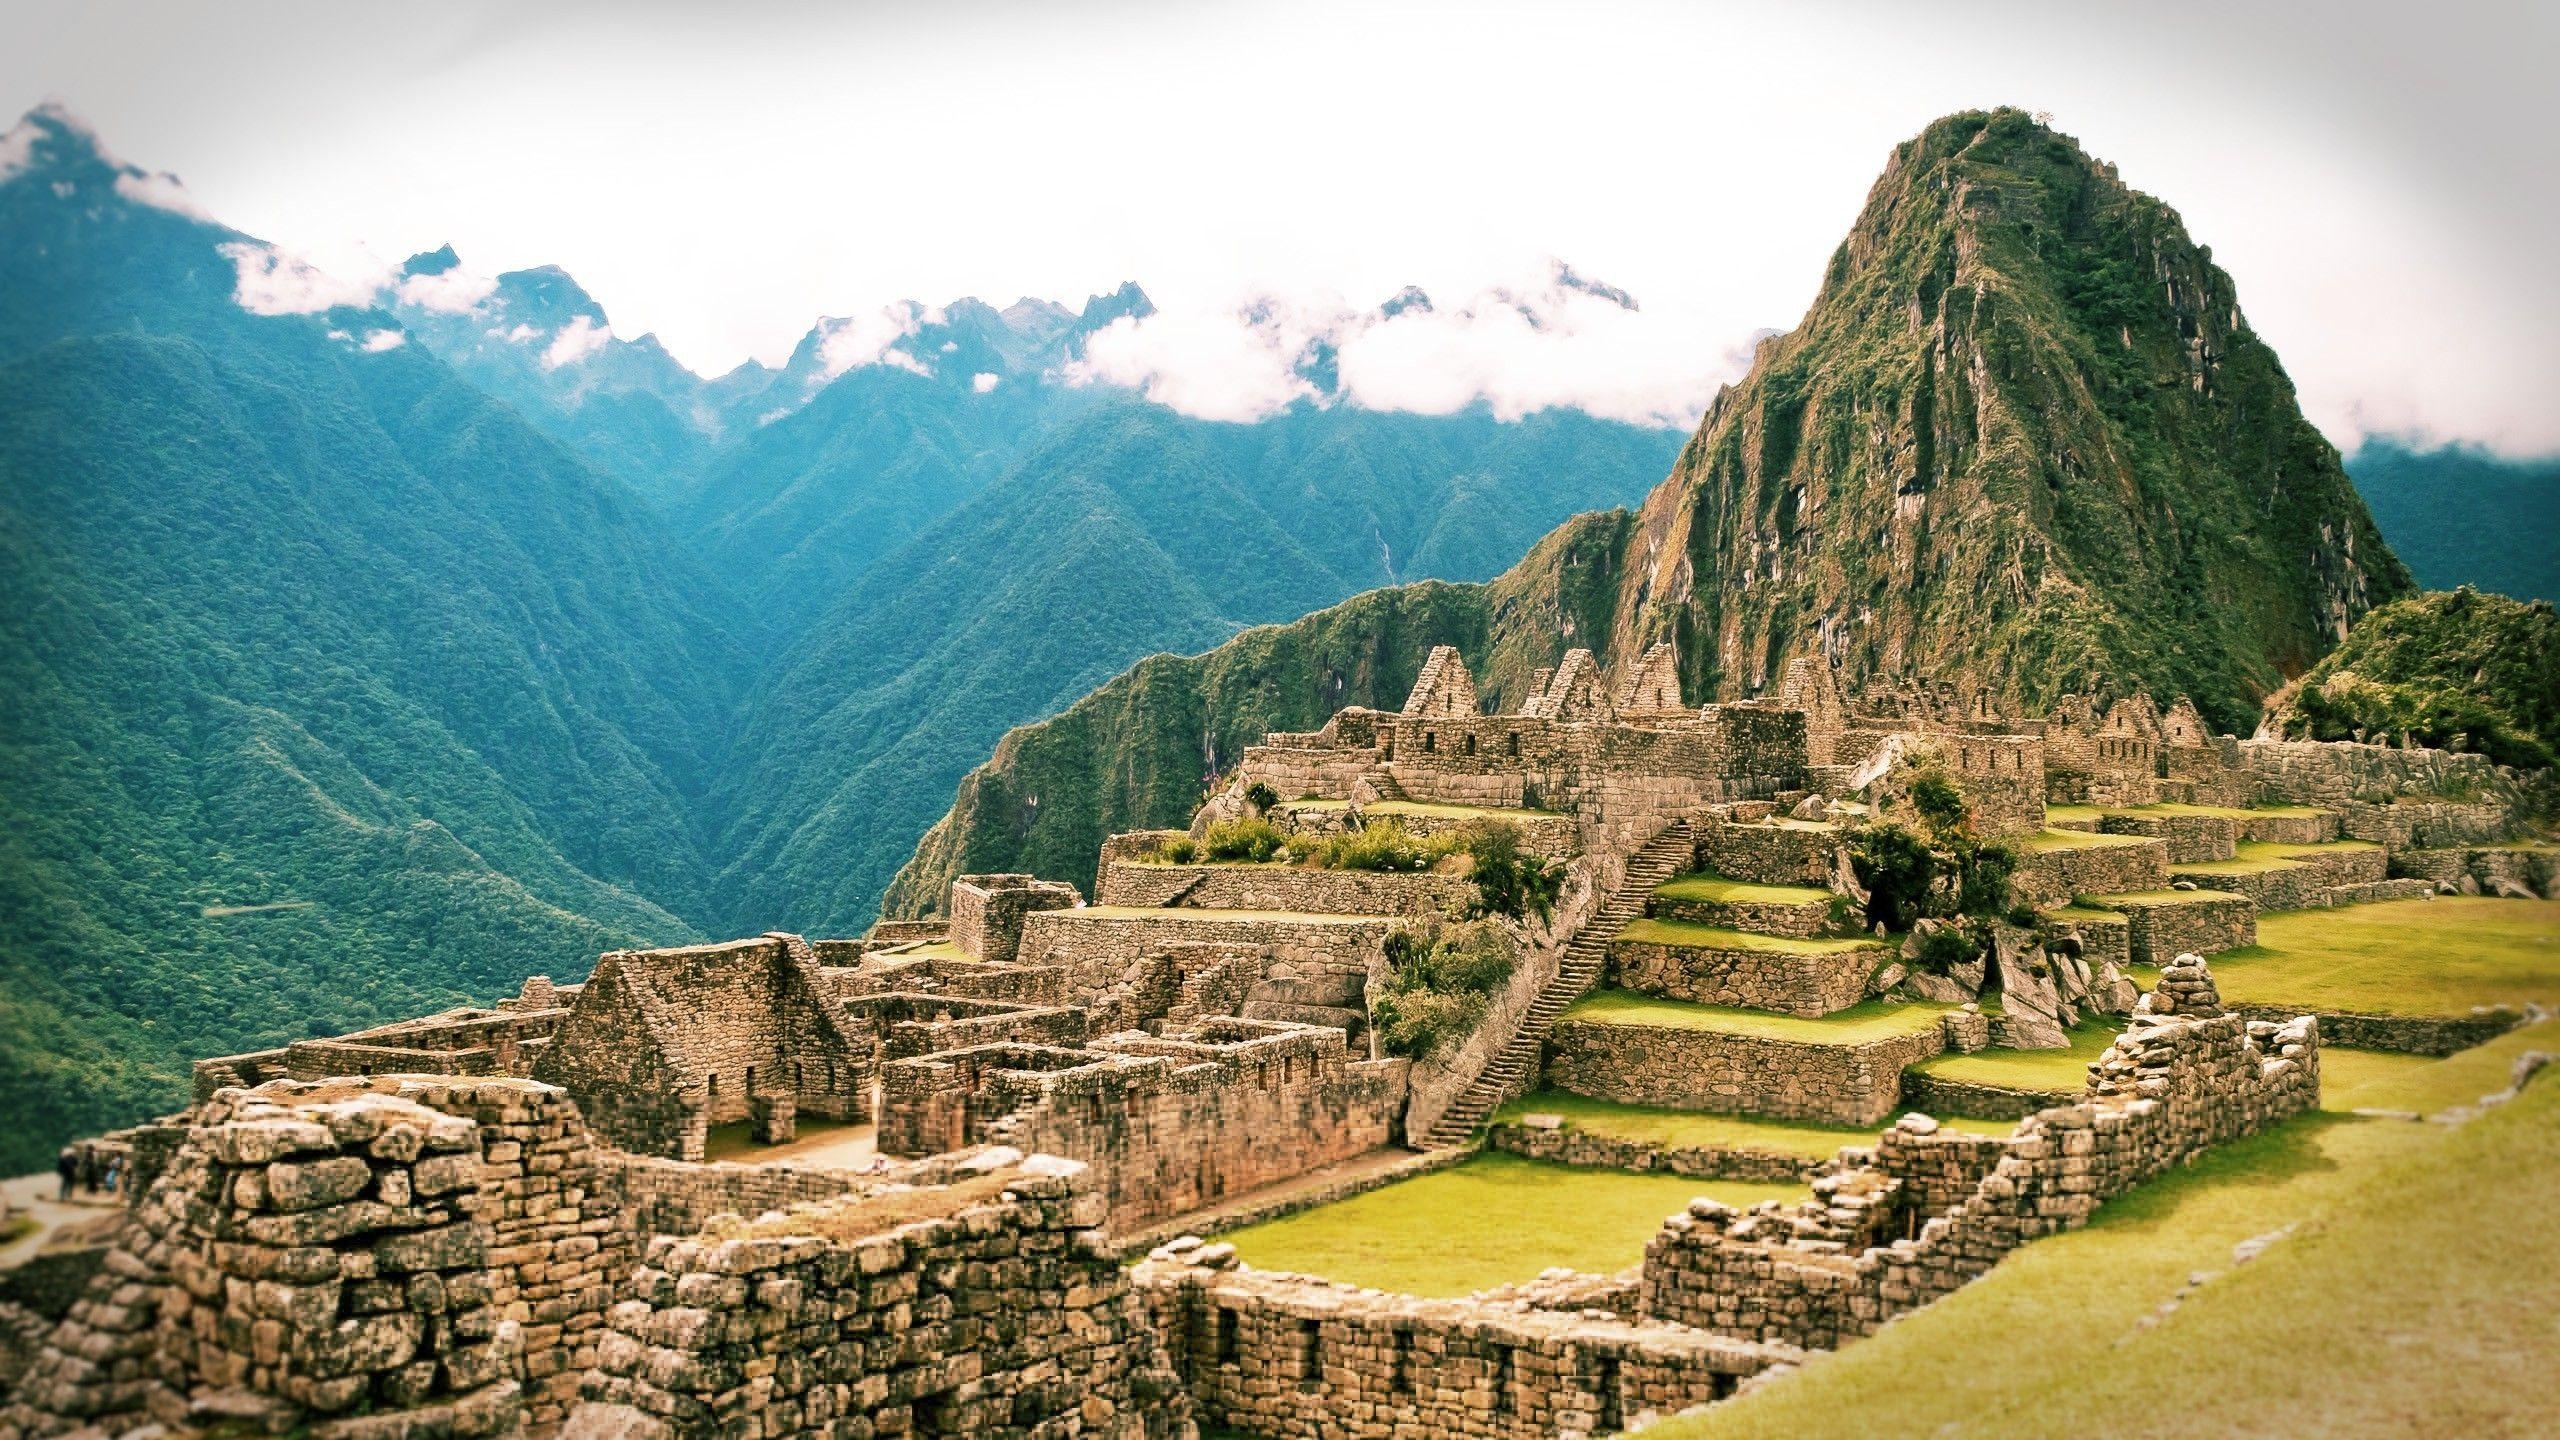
2175, 845, 2386, 911
1016, 910, 1395, 1034
1096, 861, 1474, 919
1486, 1123, 1825, 1184
1, 1077, 629, 1440
1544, 1017, 1946, 1127
949, 873, 1083, 963
2098, 811, 2237, 863
880, 1021, 1407, 1230
2390, 844, 2560, 897
2230, 1003, 2527, 1057
1606, 936, 1878, 1018
1132, 1245, 1794, 1440
1638, 967, 2320, 1350
1648, 890, 1833, 938
2093, 893, 2255, 967
1692, 819, 1840, 887
2007, 838, 2169, 907
566, 1154, 1191, 1440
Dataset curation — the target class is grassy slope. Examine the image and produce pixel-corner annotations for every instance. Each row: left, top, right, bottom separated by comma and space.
2264, 586, 2560, 771
2210, 897, 2560, 1016
1218, 1152, 1803, 1297
1908, 1020, 2115, 1091
1671, 1031, 2560, 1439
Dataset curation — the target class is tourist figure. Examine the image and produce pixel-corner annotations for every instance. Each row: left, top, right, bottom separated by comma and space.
75, 1144, 97, 1196
55, 1146, 76, 1200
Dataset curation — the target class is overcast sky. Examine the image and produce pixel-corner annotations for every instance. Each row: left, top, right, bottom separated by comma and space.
6, 0, 2553, 451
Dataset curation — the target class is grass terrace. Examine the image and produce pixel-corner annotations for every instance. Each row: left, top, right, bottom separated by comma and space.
2207, 897, 2560, 1017
1490, 1090, 2012, 1156
2102, 802, 2333, 821
1908, 1022, 2115, 1094
1563, 990, 1951, 1044
2043, 804, 2104, 825
1615, 918, 1881, 955
1278, 798, 1563, 819
1064, 905, 1383, 924
2021, 827, 2158, 854
2086, 888, 2250, 906
1666, 1025, 2560, 1440
2170, 839, 2383, 877
1218, 1152, 1804, 1297
878, 939, 972, 962
1652, 874, 1834, 907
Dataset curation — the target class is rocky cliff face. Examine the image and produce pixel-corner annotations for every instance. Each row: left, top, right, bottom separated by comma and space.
1610, 108, 2406, 725
888, 108, 2415, 913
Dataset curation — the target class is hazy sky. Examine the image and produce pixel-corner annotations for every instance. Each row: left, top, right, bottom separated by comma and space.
6, 0, 2554, 451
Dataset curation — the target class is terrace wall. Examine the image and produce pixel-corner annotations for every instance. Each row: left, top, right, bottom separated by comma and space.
1544, 1017, 1945, 1127
1132, 1250, 1794, 1440
1096, 861, 1474, 918
1638, 993, 2321, 1350
1606, 936, 1878, 1017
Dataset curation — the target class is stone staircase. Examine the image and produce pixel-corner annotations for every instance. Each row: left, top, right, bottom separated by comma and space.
1419, 821, 1694, 1146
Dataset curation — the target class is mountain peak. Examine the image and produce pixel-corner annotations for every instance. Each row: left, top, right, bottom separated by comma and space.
401, 245, 463, 278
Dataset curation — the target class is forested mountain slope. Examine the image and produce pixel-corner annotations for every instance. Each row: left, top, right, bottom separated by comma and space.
718, 409, 1672, 935
888, 108, 2416, 912
0, 104, 1682, 1160
2344, 441, 2560, 603
0, 108, 751, 1170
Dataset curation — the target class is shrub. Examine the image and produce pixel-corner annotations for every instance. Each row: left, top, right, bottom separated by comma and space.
1243, 781, 1279, 812
1371, 921, 1518, 1059
1201, 816, 1285, 863
1910, 924, 1977, 975
1849, 767, 2016, 932
1157, 836, 1198, 864
1451, 820, 1563, 922
1306, 821, 1444, 873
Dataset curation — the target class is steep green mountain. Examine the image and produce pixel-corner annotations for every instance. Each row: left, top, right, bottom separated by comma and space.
888, 108, 2416, 911
0, 108, 749, 1169
2345, 441, 2560, 603
719, 408, 1675, 934
2264, 588, 2559, 771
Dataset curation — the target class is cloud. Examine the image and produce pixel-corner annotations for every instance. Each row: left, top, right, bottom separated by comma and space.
219, 241, 383, 315
972, 371, 1000, 393
814, 301, 943, 381
360, 329, 406, 352
396, 267, 498, 314
0, 117, 38, 184
112, 168, 214, 220
1066, 298, 1324, 423
542, 315, 612, 369
1062, 261, 1739, 427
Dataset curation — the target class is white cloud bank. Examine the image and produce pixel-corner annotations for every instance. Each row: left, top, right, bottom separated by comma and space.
396, 267, 498, 314
541, 314, 612, 369
218, 241, 383, 315
1067, 262, 1742, 428
814, 301, 942, 381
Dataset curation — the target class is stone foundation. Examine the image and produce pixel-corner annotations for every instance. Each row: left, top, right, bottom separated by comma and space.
1486, 1124, 1826, 1184
2008, 837, 2170, 907
1544, 1016, 1946, 1127
2085, 891, 2255, 966
1132, 1248, 1793, 1440
1606, 935, 1880, 1017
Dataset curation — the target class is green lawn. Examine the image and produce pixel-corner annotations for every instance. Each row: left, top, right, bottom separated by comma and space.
1563, 990, 1950, 1044
2021, 827, 2157, 854
2043, 804, 2104, 824
1652, 873, 1834, 907
2087, 888, 2248, 906
2097, 802, 2332, 821
1616, 918, 1880, 955
1281, 798, 1561, 819
1491, 1090, 2011, 1156
2171, 839, 2382, 877
1908, 1023, 2114, 1093
1218, 1152, 1805, 1296
2316, 1048, 2438, 1111
2210, 897, 2560, 1017
1669, 1036, 2560, 1439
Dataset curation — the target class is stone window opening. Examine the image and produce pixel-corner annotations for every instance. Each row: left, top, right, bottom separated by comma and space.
1462, 732, 1478, 757
1493, 1344, 1516, 1413
1423, 730, 1437, 754
705, 1072, 718, 1103
1298, 1319, 1324, 1390
1216, 1307, 1241, 1366
1595, 1356, 1624, 1431
1390, 1329, 1414, 1394
1507, 731, 1521, 757
745, 1064, 757, 1097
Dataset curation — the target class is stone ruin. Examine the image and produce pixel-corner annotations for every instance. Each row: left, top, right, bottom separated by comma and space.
9, 637, 2552, 1440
